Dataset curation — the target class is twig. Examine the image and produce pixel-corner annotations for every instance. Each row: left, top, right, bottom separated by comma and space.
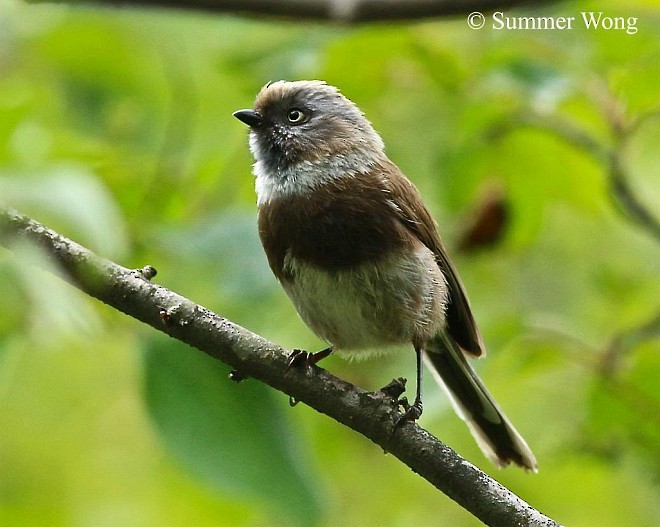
491, 111, 660, 242
609, 149, 660, 241
32, 0, 559, 23
0, 206, 561, 527
600, 310, 660, 378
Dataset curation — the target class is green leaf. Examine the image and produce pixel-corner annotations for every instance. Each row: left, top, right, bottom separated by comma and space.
142, 335, 322, 525
0, 166, 128, 258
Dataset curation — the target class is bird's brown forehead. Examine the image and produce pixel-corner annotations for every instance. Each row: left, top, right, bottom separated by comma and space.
255, 87, 339, 115
255, 87, 301, 112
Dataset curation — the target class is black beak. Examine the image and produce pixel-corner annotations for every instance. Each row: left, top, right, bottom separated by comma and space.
233, 109, 264, 128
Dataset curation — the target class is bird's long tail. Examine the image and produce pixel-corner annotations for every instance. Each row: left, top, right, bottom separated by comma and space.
424, 333, 538, 471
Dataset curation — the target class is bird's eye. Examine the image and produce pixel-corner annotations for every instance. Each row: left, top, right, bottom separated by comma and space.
286, 108, 306, 124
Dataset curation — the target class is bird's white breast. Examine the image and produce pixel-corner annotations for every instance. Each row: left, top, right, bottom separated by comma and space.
280, 242, 449, 357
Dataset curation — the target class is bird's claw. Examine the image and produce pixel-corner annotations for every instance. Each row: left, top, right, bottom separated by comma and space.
394, 397, 423, 427
286, 347, 333, 368
286, 349, 314, 368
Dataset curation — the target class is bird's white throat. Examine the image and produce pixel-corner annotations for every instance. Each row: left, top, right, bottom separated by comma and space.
252, 141, 385, 206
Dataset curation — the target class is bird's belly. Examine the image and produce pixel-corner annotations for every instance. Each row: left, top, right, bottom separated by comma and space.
281, 244, 448, 356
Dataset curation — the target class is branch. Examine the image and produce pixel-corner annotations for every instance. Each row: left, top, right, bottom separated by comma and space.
0, 206, 561, 527
39, 0, 558, 22
608, 149, 660, 242
600, 310, 660, 378
491, 111, 660, 242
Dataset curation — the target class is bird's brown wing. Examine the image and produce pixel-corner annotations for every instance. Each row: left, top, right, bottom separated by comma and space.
381, 161, 485, 357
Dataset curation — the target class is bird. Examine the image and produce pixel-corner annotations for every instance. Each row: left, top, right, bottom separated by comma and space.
233, 80, 537, 471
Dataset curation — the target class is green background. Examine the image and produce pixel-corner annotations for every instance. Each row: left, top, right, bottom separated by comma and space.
1, 0, 659, 525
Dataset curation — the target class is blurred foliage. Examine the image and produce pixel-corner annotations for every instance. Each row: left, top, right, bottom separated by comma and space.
1, 0, 660, 525
143, 335, 320, 525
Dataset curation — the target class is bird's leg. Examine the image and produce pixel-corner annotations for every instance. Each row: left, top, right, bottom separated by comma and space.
395, 346, 424, 425
286, 346, 333, 368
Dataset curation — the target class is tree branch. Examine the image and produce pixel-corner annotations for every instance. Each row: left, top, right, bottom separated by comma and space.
39, 0, 558, 23
608, 148, 660, 242
0, 206, 561, 527
490, 111, 660, 242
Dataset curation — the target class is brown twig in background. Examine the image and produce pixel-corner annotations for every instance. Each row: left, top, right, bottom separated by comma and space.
600, 310, 660, 378
33, 0, 559, 23
608, 149, 660, 242
491, 110, 660, 242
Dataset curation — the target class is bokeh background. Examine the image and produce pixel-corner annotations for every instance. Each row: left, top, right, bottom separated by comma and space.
1, 0, 659, 525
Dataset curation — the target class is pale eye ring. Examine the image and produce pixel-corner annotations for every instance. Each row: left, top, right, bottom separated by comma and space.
286, 108, 306, 124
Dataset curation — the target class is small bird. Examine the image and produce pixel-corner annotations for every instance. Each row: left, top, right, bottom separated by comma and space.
233, 80, 537, 471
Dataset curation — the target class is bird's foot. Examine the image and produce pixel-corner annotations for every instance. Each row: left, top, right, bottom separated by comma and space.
286, 347, 332, 368
394, 396, 423, 427
286, 347, 332, 409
